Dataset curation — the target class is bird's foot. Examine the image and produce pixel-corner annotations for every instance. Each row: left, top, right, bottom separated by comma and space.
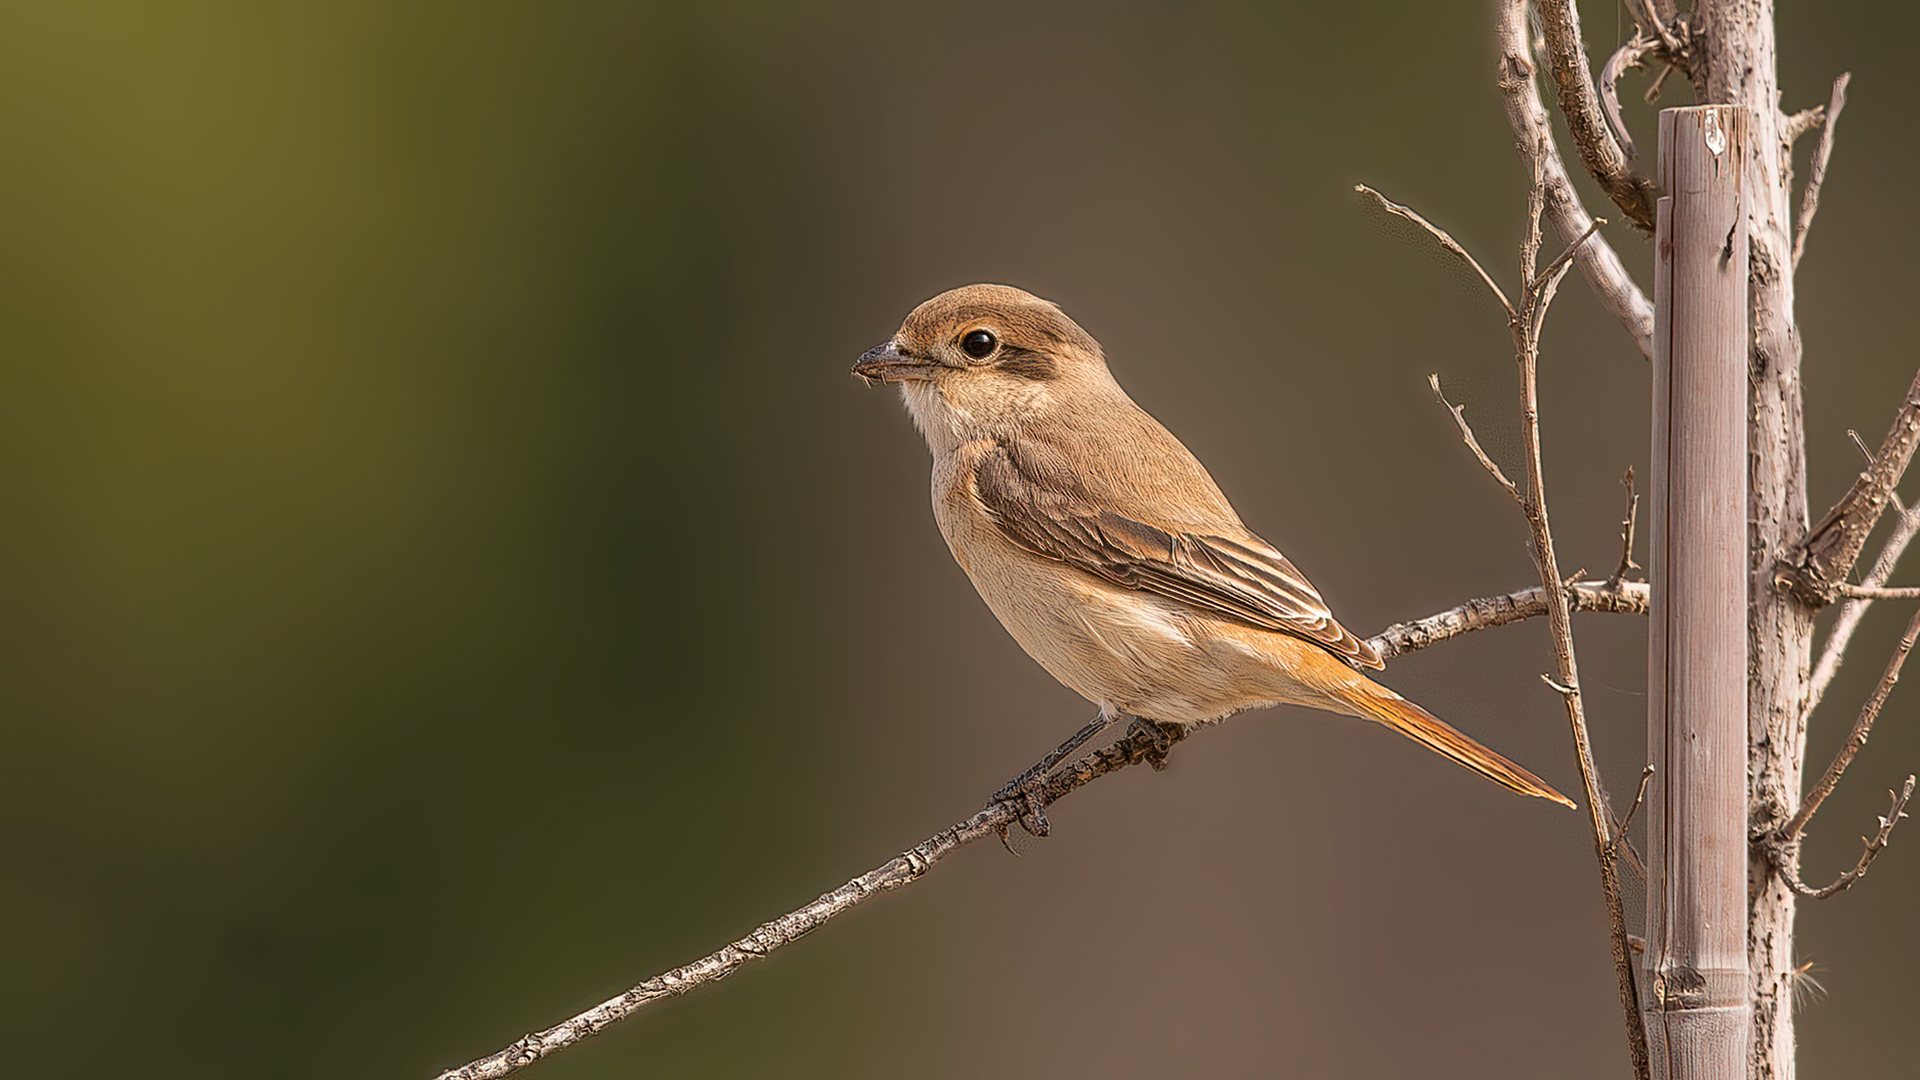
1125, 716, 1184, 771
990, 709, 1127, 845
993, 767, 1053, 842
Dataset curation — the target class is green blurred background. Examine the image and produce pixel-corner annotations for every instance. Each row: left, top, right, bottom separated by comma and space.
3, 3, 1914, 1077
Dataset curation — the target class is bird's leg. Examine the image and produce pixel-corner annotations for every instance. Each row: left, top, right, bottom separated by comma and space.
1123, 715, 1185, 771
994, 709, 1126, 839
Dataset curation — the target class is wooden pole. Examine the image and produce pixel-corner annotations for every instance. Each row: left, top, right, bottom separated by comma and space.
1645, 105, 1751, 1080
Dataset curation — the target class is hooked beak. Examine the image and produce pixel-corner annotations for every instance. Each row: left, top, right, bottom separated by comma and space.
852, 340, 938, 383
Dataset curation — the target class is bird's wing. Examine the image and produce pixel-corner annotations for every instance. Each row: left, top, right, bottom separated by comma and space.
972, 440, 1383, 669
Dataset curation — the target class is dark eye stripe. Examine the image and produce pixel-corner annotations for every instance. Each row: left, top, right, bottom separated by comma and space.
995, 346, 1055, 381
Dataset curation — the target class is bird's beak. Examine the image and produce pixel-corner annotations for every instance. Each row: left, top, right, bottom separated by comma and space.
852, 340, 937, 383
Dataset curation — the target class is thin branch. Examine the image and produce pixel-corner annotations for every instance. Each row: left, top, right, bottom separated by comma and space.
1849, 428, 1904, 510
1534, 0, 1660, 230
1838, 584, 1920, 601
1371, 579, 1648, 662
1610, 468, 1642, 587
1356, 184, 1513, 314
432, 579, 1632, 1080
1622, 0, 1683, 57
1495, 0, 1655, 358
1530, 218, 1606, 322
1508, 165, 1652, 1079
1781, 364, 1920, 606
1789, 778, 1915, 899
1808, 498, 1920, 716
1782, 106, 1825, 149
1793, 72, 1851, 271
1643, 61, 1677, 104
1615, 765, 1656, 846
1785, 603, 1920, 844
1600, 34, 1659, 165
1428, 374, 1521, 501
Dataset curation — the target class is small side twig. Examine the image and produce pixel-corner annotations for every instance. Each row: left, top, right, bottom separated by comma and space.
1787, 778, 1914, 899
1837, 584, 1920, 600
1606, 765, 1656, 879
1600, 35, 1659, 165
1785, 604, 1920, 845
1428, 374, 1520, 502
1622, 0, 1684, 57
1807, 497, 1920, 717
1793, 72, 1851, 271
1610, 468, 1641, 587
1782, 106, 1826, 148
1781, 363, 1920, 606
1356, 185, 1512, 313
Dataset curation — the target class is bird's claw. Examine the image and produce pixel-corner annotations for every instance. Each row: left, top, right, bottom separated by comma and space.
993, 769, 1052, 840
1126, 716, 1180, 771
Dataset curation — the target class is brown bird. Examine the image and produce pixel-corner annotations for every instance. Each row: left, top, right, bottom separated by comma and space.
854, 284, 1573, 828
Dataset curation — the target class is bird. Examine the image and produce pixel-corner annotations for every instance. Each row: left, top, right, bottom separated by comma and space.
852, 284, 1573, 831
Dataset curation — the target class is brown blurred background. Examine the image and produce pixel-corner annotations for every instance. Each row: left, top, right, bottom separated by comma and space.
2, 3, 1915, 1077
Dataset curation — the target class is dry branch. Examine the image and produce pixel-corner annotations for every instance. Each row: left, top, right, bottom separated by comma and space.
1495, 0, 1655, 357
432, 585, 1651, 1080
1808, 499, 1920, 716
1793, 73, 1850, 271
1781, 365, 1920, 606
1600, 35, 1660, 165
1372, 579, 1648, 662
1784, 603, 1920, 846
1535, 0, 1660, 230
1788, 778, 1914, 899
1388, 165, 1651, 1077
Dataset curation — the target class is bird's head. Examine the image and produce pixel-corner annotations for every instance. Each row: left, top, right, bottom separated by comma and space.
852, 284, 1107, 450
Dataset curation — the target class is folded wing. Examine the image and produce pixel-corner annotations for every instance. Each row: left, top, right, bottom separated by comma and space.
972, 440, 1383, 670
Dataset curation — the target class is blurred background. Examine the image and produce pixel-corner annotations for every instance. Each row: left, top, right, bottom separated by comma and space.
3, 2, 1915, 1077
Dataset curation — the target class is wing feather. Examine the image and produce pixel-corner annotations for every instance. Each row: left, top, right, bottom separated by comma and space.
973, 441, 1382, 669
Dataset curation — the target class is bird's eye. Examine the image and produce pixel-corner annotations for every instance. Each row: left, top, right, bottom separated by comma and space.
961, 329, 998, 360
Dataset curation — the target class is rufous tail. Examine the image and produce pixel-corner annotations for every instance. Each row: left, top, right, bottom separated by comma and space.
1344, 681, 1576, 809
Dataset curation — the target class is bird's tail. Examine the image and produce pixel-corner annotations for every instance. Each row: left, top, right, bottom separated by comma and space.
1337, 678, 1576, 809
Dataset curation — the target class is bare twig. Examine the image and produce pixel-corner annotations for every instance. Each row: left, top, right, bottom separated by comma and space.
1356, 185, 1513, 313
432, 578, 1631, 1080
1617, 765, 1655, 842
1610, 468, 1642, 587
1623, 0, 1683, 56
1534, 0, 1660, 230
1428, 374, 1521, 501
1531, 218, 1605, 317
1785, 604, 1920, 845
1781, 364, 1920, 606
1849, 429, 1903, 510
1407, 164, 1650, 1078
1600, 35, 1659, 165
1793, 72, 1851, 271
1371, 579, 1648, 662
1495, 0, 1655, 358
1808, 498, 1920, 716
1782, 106, 1825, 148
1838, 584, 1920, 600
1789, 778, 1915, 899
1607, 765, 1657, 879
1643, 62, 1676, 104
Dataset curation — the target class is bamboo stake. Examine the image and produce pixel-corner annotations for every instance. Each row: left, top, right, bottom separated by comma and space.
1644, 105, 1751, 1080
